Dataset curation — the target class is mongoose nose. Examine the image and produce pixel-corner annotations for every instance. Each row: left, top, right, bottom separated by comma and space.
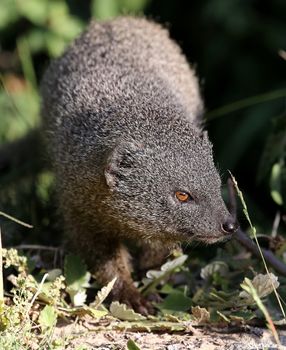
221, 220, 239, 235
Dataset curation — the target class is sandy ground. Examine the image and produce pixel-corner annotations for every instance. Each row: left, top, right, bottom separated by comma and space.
54, 320, 286, 350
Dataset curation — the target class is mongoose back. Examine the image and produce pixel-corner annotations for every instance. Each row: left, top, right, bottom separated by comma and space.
41, 17, 238, 314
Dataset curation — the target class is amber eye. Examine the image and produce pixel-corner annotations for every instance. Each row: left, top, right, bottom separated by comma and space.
175, 191, 192, 203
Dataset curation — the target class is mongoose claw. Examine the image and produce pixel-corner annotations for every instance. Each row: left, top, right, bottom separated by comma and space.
146, 292, 163, 304
126, 295, 155, 316
111, 281, 155, 315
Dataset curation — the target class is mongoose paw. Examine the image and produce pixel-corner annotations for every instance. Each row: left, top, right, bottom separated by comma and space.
111, 281, 155, 316
125, 296, 154, 316
146, 292, 163, 304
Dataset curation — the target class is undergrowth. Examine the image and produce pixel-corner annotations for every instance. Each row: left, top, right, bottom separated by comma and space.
0, 180, 285, 349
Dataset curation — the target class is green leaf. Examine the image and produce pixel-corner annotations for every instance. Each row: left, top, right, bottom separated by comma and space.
91, 0, 119, 19
85, 307, 108, 319
127, 339, 141, 350
64, 254, 90, 306
114, 320, 187, 332
191, 306, 210, 324
270, 161, 284, 205
258, 113, 286, 182
229, 310, 256, 322
38, 305, 57, 332
17, 0, 49, 25
160, 284, 181, 295
141, 255, 188, 293
25, 29, 46, 53
109, 301, 146, 321
120, 0, 150, 12
58, 305, 107, 319
64, 254, 90, 289
91, 277, 117, 309
157, 292, 192, 312
67, 288, 87, 307
45, 32, 69, 57
200, 261, 229, 280
48, 2, 84, 39
216, 310, 230, 323
239, 273, 279, 303
36, 171, 54, 201
92, 0, 149, 19
0, 0, 20, 29
46, 269, 62, 281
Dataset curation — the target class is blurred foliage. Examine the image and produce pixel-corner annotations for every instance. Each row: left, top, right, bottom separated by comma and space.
0, 0, 84, 57
0, 0, 285, 246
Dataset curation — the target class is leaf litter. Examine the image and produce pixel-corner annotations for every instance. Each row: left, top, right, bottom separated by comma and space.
1, 179, 286, 349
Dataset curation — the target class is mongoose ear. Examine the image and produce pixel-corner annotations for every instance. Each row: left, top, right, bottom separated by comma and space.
199, 130, 212, 147
105, 141, 144, 188
200, 130, 208, 141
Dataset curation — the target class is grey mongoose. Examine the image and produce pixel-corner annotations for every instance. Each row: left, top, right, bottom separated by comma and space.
41, 16, 238, 314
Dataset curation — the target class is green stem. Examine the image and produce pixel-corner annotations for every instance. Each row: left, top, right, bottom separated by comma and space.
206, 89, 286, 120
230, 173, 286, 321
17, 38, 38, 91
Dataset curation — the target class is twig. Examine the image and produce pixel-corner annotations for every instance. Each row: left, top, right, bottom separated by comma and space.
206, 88, 286, 120
13, 244, 61, 252
13, 244, 64, 268
234, 229, 286, 277
0, 210, 33, 228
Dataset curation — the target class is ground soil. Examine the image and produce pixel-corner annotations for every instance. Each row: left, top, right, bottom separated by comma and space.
54, 320, 286, 350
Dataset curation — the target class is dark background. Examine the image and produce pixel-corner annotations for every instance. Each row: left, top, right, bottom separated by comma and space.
0, 0, 285, 245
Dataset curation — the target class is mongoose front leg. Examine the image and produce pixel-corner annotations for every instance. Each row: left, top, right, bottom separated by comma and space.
136, 240, 172, 304
92, 240, 154, 315
68, 228, 154, 315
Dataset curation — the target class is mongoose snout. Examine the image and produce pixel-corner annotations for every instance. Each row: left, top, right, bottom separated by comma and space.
221, 219, 239, 235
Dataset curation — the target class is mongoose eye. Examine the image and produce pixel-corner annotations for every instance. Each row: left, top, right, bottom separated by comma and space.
175, 191, 193, 203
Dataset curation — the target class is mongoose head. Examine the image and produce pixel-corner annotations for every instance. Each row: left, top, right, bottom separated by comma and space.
104, 122, 238, 244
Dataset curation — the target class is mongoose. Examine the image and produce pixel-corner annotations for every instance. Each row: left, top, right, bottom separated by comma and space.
41, 17, 238, 314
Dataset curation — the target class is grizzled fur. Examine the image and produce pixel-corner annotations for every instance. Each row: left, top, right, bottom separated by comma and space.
41, 17, 235, 314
